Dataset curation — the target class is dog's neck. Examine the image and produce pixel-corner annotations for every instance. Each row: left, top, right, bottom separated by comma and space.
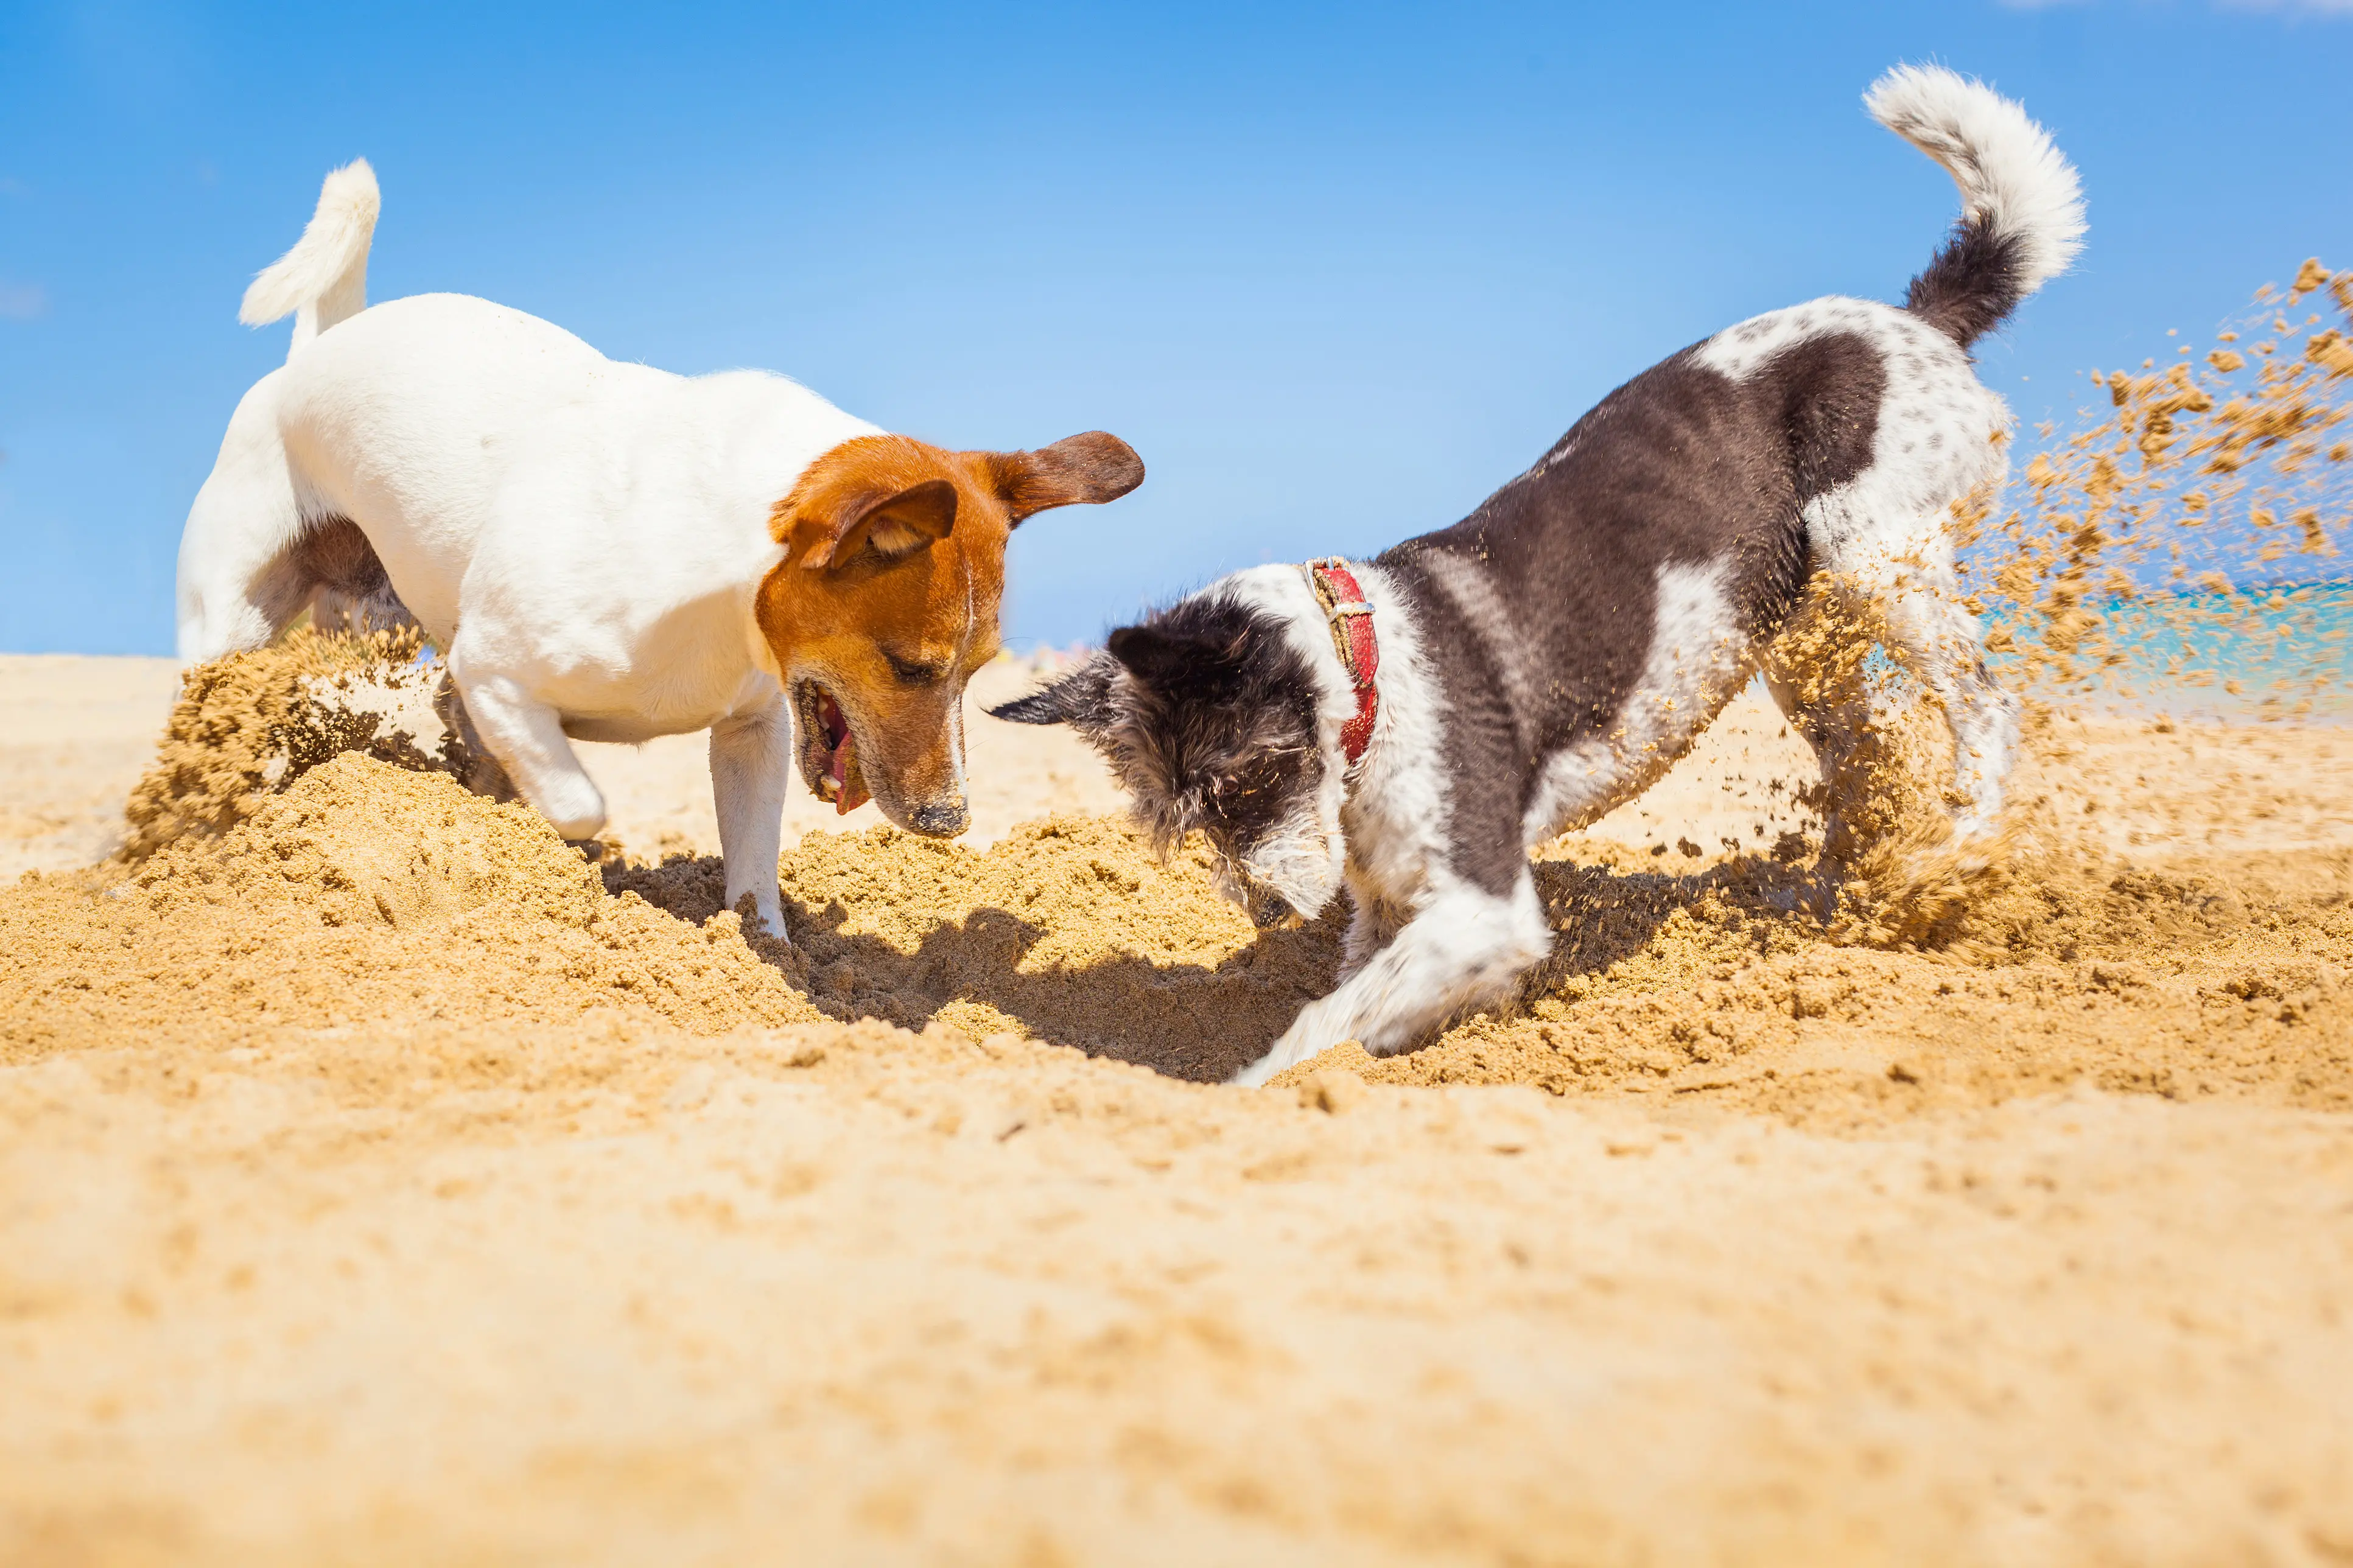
1220, 559, 1451, 909
1222, 562, 1388, 786
1301, 558, 1381, 770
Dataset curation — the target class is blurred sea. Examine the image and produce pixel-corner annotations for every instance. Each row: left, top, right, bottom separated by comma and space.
2015, 579, 2353, 721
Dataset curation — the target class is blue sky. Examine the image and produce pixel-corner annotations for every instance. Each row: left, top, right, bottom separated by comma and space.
2, 0, 2349, 655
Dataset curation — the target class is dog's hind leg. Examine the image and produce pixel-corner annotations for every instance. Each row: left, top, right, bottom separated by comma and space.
177, 373, 317, 662
1759, 578, 1890, 862
177, 369, 415, 663
444, 656, 608, 843
1230, 873, 1552, 1087
1860, 552, 2020, 840
1795, 531, 2019, 844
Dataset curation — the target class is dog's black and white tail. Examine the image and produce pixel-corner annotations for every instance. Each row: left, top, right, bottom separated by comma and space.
1867, 65, 2085, 350
237, 159, 379, 360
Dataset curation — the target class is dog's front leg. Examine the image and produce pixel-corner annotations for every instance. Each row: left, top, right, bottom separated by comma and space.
1337, 880, 1404, 981
709, 695, 790, 939
1339, 889, 1381, 981
447, 662, 608, 844
1229, 873, 1552, 1088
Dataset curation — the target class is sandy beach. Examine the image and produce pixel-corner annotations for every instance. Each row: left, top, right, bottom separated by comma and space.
4, 652, 2351, 1565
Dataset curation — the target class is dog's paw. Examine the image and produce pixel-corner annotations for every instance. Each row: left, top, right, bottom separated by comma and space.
545, 806, 608, 842
1949, 811, 1998, 844
730, 891, 791, 945
1229, 1023, 1330, 1088
531, 772, 608, 842
1227, 1054, 1280, 1089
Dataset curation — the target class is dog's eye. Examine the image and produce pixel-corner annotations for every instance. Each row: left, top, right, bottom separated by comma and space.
885, 653, 949, 687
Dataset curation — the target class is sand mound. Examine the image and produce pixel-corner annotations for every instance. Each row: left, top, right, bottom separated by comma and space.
1336, 832, 2352, 1124
2, 752, 817, 1070
118, 629, 507, 861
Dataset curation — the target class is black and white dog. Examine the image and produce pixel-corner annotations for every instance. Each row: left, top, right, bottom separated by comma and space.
997, 65, 2085, 1087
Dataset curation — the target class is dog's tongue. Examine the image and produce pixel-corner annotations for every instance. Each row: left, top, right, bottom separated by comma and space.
821, 696, 869, 815
828, 732, 869, 815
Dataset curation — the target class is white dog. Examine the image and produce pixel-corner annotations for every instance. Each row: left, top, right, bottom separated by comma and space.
178, 161, 1143, 937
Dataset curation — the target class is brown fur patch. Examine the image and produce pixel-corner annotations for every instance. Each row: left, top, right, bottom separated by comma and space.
754, 430, 1141, 828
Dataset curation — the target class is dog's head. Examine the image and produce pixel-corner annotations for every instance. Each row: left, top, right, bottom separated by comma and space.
757, 430, 1141, 836
991, 585, 1346, 926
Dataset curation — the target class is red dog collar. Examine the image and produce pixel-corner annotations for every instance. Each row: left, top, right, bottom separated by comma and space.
1303, 557, 1380, 769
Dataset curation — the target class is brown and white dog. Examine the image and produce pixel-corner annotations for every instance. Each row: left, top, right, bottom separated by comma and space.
177, 162, 1143, 939
998, 65, 2083, 1085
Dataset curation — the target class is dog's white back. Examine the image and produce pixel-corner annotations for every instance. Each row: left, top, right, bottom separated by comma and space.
266, 294, 875, 738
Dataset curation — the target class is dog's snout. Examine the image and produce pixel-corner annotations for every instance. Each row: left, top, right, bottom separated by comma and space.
1247, 887, 1303, 932
906, 799, 970, 838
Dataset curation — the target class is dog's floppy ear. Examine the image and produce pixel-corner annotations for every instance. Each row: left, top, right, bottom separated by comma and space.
989, 677, 1090, 727
988, 654, 1118, 732
799, 478, 958, 572
987, 433, 1145, 526
992, 622, 1210, 729
1106, 621, 1204, 682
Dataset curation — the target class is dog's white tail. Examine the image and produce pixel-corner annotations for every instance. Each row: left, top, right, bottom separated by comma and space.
238, 159, 380, 360
1865, 65, 2084, 349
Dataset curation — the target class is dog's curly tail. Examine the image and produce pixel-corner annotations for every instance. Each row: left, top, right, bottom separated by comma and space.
237, 159, 379, 360
1867, 65, 2084, 351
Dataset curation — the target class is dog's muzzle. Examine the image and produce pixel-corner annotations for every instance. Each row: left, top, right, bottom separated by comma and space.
1246, 884, 1305, 932
905, 798, 970, 838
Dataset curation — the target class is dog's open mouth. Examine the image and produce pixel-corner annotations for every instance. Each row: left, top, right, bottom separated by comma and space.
794, 682, 869, 814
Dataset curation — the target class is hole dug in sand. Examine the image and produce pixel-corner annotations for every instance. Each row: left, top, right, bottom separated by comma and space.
608, 816, 1347, 1083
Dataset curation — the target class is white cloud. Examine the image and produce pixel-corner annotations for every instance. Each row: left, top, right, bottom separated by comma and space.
0, 281, 50, 321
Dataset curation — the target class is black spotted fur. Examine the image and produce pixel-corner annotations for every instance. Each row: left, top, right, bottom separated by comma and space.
1376, 332, 1884, 893
1000, 331, 1888, 897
